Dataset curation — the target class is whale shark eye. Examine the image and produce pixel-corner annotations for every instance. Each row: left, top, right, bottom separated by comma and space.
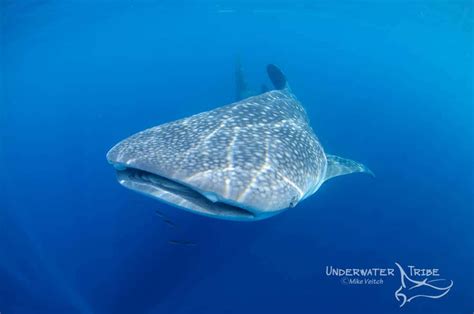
289, 196, 298, 208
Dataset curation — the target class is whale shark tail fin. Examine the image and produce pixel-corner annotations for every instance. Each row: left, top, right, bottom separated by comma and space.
235, 56, 249, 101
324, 154, 374, 182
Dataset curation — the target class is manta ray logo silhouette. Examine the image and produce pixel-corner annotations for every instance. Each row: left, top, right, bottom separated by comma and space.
394, 262, 453, 307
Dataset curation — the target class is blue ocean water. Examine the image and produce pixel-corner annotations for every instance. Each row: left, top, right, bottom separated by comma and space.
1, 1, 473, 313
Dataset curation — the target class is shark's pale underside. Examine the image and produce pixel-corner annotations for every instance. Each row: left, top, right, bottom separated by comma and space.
107, 65, 373, 221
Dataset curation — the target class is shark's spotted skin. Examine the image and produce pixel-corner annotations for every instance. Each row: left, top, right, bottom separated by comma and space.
107, 65, 373, 221
108, 90, 324, 218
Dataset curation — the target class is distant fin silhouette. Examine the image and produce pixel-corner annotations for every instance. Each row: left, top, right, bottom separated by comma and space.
235, 56, 248, 101
266, 64, 288, 90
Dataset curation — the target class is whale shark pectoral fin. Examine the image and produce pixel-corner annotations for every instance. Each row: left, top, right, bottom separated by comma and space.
324, 154, 375, 182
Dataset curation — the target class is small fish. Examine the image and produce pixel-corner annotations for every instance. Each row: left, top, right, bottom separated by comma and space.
168, 240, 196, 247
163, 219, 176, 227
155, 210, 176, 227
154, 209, 165, 218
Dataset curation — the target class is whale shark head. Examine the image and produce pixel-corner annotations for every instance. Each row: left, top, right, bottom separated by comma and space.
106, 89, 310, 221
107, 64, 373, 221
394, 263, 453, 307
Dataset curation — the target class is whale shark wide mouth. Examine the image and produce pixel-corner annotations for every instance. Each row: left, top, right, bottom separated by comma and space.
112, 165, 256, 220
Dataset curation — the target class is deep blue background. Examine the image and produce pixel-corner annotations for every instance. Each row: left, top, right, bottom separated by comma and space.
1, 1, 473, 313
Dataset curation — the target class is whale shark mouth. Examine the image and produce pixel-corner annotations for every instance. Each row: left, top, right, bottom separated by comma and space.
113, 166, 256, 221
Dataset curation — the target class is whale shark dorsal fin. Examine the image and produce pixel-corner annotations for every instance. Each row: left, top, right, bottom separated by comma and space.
266, 64, 291, 92
324, 154, 375, 182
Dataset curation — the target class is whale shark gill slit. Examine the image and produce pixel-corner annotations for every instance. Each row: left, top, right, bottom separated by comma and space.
115, 166, 256, 220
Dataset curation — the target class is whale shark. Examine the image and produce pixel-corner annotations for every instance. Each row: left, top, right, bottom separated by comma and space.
107, 64, 373, 221
235, 57, 267, 101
